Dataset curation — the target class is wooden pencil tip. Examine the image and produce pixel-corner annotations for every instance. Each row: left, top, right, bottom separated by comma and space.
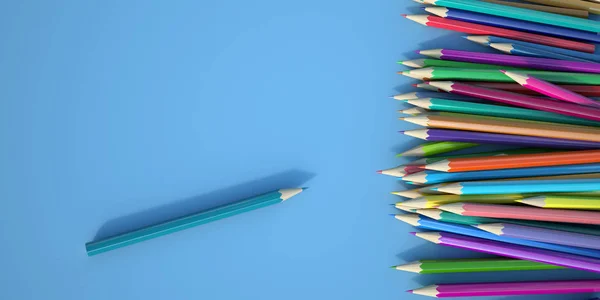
499, 70, 507, 73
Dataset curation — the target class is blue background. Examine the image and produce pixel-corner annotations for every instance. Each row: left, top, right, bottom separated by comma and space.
1, 1, 599, 299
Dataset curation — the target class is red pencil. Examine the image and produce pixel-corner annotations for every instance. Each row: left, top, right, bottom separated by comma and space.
403, 15, 594, 53
462, 82, 600, 97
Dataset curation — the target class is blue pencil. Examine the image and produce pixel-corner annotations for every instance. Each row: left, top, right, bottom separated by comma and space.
490, 43, 593, 62
438, 179, 600, 195
391, 91, 481, 101
425, 6, 600, 43
85, 188, 306, 256
393, 214, 600, 258
401, 164, 600, 184
465, 35, 600, 63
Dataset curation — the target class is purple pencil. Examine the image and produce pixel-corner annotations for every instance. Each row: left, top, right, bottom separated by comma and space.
418, 49, 600, 73
409, 280, 600, 298
412, 231, 600, 273
428, 81, 600, 122
403, 129, 600, 149
477, 223, 600, 250
503, 71, 600, 108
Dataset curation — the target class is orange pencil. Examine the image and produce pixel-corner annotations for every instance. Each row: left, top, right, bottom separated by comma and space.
426, 149, 600, 172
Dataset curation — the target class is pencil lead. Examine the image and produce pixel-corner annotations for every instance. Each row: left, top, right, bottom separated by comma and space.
406, 290, 414, 293
401, 14, 408, 17
414, 50, 421, 54
302, 187, 309, 190
377, 170, 383, 174
499, 70, 507, 73
409, 232, 417, 235
390, 266, 397, 269
411, 84, 418, 87
389, 214, 397, 217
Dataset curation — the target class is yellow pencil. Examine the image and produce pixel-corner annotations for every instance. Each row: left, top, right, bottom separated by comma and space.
518, 195, 600, 210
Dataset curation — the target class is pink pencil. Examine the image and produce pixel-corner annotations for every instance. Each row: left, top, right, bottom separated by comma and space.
502, 71, 600, 108
439, 202, 600, 225
409, 280, 600, 297
428, 81, 600, 122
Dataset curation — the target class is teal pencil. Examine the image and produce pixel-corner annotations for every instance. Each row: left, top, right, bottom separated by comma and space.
85, 188, 307, 256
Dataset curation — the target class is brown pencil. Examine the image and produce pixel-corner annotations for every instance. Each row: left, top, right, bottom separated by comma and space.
524, 0, 600, 14
401, 113, 600, 142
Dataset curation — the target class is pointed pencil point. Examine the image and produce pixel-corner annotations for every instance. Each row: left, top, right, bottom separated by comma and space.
401, 14, 407, 17
390, 265, 397, 269
302, 187, 309, 190
377, 170, 383, 174
499, 70, 506, 73
398, 130, 405, 134
414, 50, 421, 54
406, 290, 414, 293
389, 214, 397, 217
409, 232, 417, 235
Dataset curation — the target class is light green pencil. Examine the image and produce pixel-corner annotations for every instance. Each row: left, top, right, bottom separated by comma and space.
401, 67, 600, 84
397, 141, 478, 157
406, 98, 600, 127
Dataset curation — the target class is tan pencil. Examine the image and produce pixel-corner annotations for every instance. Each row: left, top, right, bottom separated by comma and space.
482, 0, 589, 17
401, 113, 600, 142
523, 0, 600, 14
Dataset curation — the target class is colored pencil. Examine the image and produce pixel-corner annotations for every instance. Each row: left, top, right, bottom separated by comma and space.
481, 0, 589, 18
394, 205, 417, 213
519, 195, 600, 210
391, 91, 478, 101
439, 202, 600, 224
392, 188, 425, 199
467, 36, 600, 62
398, 107, 426, 115
417, 49, 600, 73
425, 7, 600, 44
85, 188, 306, 256
460, 81, 600, 96
437, 178, 600, 195
413, 231, 600, 273
417, 0, 600, 32
403, 128, 600, 149
503, 71, 600, 107
427, 81, 600, 121
524, 0, 600, 14
403, 15, 594, 52
392, 258, 563, 274
399, 58, 513, 69
402, 113, 600, 142
400, 194, 524, 208
405, 148, 552, 166
477, 223, 600, 250
491, 42, 593, 62
417, 208, 600, 235
427, 149, 600, 172
406, 98, 600, 127
402, 164, 600, 184
394, 214, 600, 257
378, 165, 425, 178
397, 141, 478, 157
409, 279, 600, 297
402, 194, 523, 208
401, 67, 600, 85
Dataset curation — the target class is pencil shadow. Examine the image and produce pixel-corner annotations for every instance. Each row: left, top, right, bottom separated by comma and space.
91, 169, 316, 241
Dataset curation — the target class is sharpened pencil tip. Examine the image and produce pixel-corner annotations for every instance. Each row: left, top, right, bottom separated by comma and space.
414, 50, 421, 54
411, 84, 418, 87
409, 232, 417, 235
401, 14, 407, 17
389, 214, 397, 217
499, 70, 507, 73
389, 204, 397, 206
377, 170, 383, 174
390, 266, 397, 269
302, 187, 309, 190
406, 290, 414, 293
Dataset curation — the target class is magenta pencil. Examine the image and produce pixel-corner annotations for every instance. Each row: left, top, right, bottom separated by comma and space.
428, 81, 600, 122
409, 280, 600, 297
502, 71, 600, 108
418, 49, 600, 73
412, 231, 600, 273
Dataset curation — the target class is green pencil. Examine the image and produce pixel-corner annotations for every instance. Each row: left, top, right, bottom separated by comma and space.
405, 148, 552, 166
391, 258, 563, 274
401, 67, 600, 84
398, 59, 529, 69
416, 208, 600, 235
85, 188, 306, 256
407, 98, 600, 127
397, 141, 478, 157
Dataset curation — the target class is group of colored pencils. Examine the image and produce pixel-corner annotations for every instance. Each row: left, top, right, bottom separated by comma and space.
384, 0, 600, 298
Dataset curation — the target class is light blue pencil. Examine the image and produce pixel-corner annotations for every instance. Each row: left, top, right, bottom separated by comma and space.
393, 214, 600, 258
85, 188, 307, 256
401, 164, 600, 184
437, 179, 600, 195
466, 36, 600, 63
